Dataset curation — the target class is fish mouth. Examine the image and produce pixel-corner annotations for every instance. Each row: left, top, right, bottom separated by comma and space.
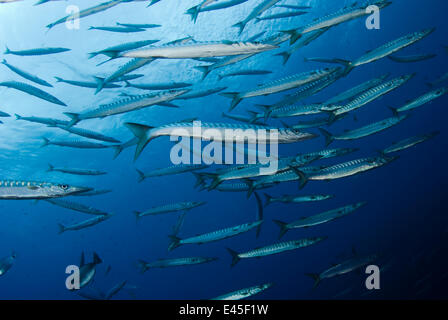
72, 186, 94, 195
301, 132, 319, 141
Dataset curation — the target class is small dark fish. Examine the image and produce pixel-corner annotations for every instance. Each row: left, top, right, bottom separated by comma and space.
388, 54, 436, 63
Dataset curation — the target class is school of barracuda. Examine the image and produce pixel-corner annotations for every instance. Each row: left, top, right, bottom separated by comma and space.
0, 0, 445, 300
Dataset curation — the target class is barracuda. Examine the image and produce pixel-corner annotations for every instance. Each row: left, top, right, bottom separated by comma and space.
124, 121, 317, 160
136, 164, 207, 182
137, 257, 218, 272
88, 39, 159, 60
47, 164, 107, 176
41, 138, 112, 149
194, 54, 256, 79
88, 26, 145, 33
233, 0, 282, 34
274, 202, 367, 238
319, 114, 409, 146
217, 69, 272, 81
55, 77, 121, 90
392, 87, 448, 113
178, 87, 227, 100
133, 201, 205, 219
122, 41, 277, 59
0, 81, 66, 106
333, 74, 413, 116
211, 283, 273, 300
168, 221, 263, 250
0, 180, 90, 199
220, 67, 340, 110
382, 131, 439, 154
64, 90, 187, 126
264, 193, 334, 207
186, 0, 249, 23
388, 53, 436, 63
257, 103, 342, 122
15, 114, 69, 126
227, 237, 326, 266
4, 46, 70, 56
1, 59, 52, 87
58, 214, 112, 234
45, 198, 108, 216
50, 124, 121, 144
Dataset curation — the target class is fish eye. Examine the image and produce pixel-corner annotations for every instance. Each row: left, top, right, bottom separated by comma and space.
59, 184, 69, 190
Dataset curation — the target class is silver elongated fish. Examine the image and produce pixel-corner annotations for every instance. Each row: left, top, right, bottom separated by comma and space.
124, 81, 192, 90
55, 77, 121, 90
41, 137, 112, 149
138, 257, 217, 272
194, 54, 256, 79
211, 283, 273, 300
392, 87, 448, 113
88, 26, 145, 33
255, 10, 307, 23
122, 41, 277, 59
326, 74, 390, 105
88, 39, 159, 61
264, 193, 333, 207
0, 180, 90, 199
76, 253, 102, 289
276, 4, 311, 10
186, 0, 249, 23
258, 103, 341, 122
45, 198, 108, 216
116, 22, 161, 29
58, 214, 112, 234
306, 28, 435, 75
4, 46, 70, 56
302, 147, 359, 160
134, 201, 205, 219
47, 164, 106, 176
64, 90, 187, 126
136, 164, 207, 182
0, 253, 16, 277
1, 59, 52, 87
0, 81, 66, 106
233, 0, 281, 35
46, 0, 126, 29
306, 254, 377, 288
282, 0, 392, 44
319, 114, 409, 146
217, 69, 272, 81
274, 202, 366, 238
73, 189, 112, 197
168, 221, 263, 250
306, 155, 397, 182
124, 121, 317, 160
227, 237, 326, 266
388, 53, 436, 63
15, 113, 69, 126
50, 123, 121, 143
178, 86, 227, 99
333, 74, 413, 116
95, 58, 154, 94
220, 67, 340, 110
382, 131, 439, 154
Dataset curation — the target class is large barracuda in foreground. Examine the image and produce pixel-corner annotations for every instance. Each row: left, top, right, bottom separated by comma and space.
0, 81, 66, 106
168, 221, 263, 250
382, 131, 439, 154
0, 181, 90, 199
121, 41, 277, 59
306, 254, 378, 288
58, 214, 112, 234
211, 283, 273, 300
227, 237, 326, 266
45, 199, 108, 216
138, 257, 218, 272
392, 87, 448, 113
134, 201, 206, 219
1, 59, 52, 87
274, 202, 367, 238
136, 164, 207, 182
283, 0, 391, 44
306, 28, 434, 75
124, 121, 317, 160
319, 114, 409, 146
220, 67, 340, 110
64, 90, 188, 126
332, 74, 413, 116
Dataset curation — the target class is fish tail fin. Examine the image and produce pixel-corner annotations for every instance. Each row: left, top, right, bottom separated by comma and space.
253, 192, 263, 238
290, 167, 308, 189
14, 114, 22, 120
246, 111, 260, 124
94, 77, 106, 95
305, 273, 321, 289
40, 137, 50, 148
124, 80, 132, 88
273, 220, 289, 239
136, 169, 145, 183
93, 252, 102, 265
111, 145, 124, 160
193, 65, 211, 80
280, 29, 302, 45
192, 172, 206, 188
245, 179, 256, 199
263, 193, 273, 207
54, 77, 63, 82
137, 260, 149, 273
388, 106, 399, 117
232, 21, 247, 35
226, 248, 241, 267
63, 112, 80, 127
206, 174, 221, 190
168, 235, 181, 251
219, 92, 242, 111
185, 5, 200, 23
318, 128, 334, 147
57, 223, 66, 235
47, 163, 54, 172
4, 45, 10, 54
87, 52, 98, 59
275, 51, 292, 65
124, 122, 154, 161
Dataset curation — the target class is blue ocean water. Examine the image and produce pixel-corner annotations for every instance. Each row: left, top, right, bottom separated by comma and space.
0, 0, 447, 300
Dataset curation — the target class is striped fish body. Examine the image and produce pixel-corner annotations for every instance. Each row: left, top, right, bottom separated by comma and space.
137, 201, 204, 217
211, 283, 273, 300
53, 124, 120, 143
59, 214, 112, 233
4, 47, 70, 56
0, 181, 89, 199
145, 257, 216, 269
382, 131, 439, 154
320, 255, 377, 279
0, 81, 66, 106
396, 87, 447, 113
1, 59, 52, 87
45, 199, 108, 215
268, 103, 340, 119
45, 139, 110, 149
